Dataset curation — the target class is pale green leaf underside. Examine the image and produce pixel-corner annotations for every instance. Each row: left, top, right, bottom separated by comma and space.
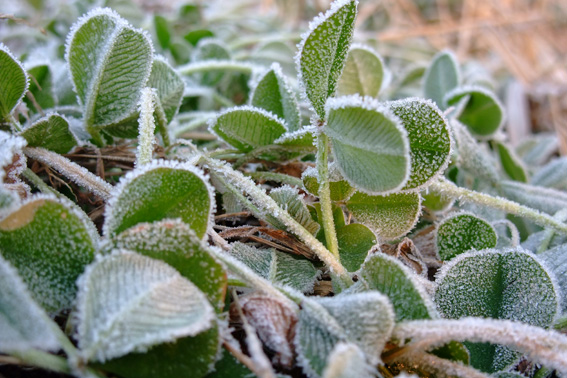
67, 9, 153, 129
298, 0, 357, 118
531, 157, 567, 191
209, 107, 286, 152
388, 98, 452, 190
539, 244, 567, 313
336, 224, 376, 272
0, 255, 60, 353
322, 343, 374, 378
0, 46, 28, 121
436, 213, 497, 261
424, 51, 459, 109
20, 114, 78, 154
302, 168, 355, 202
446, 87, 504, 137
270, 186, 320, 235
0, 197, 96, 313
147, 58, 184, 123
337, 46, 384, 98
361, 253, 434, 321
346, 191, 421, 240
252, 64, 301, 132
499, 180, 567, 215
325, 101, 410, 194
77, 251, 214, 362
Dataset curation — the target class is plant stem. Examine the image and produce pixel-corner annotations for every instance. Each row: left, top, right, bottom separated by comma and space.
21, 168, 62, 197
153, 93, 171, 148
245, 171, 304, 188
316, 133, 340, 259
432, 178, 567, 235
24, 147, 113, 200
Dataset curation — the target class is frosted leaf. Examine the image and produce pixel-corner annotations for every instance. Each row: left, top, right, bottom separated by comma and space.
76, 250, 215, 362
147, 56, 184, 123
434, 247, 560, 372
302, 165, 355, 202
251, 63, 301, 132
422, 188, 454, 212
208, 106, 287, 152
346, 191, 421, 240
274, 126, 316, 147
453, 120, 499, 183
531, 156, 567, 191
65, 8, 153, 135
445, 86, 505, 137
23, 63, 56, 113
0, 43, 29, 122
516, 133, 558, 167
20, 113, 78, 154
103, 160, 214, 239
231, 242, 319, 293
192, 39, 231, 86
325, 95, 410, 194
110, 219, 227, 310
392, 351, 492, 378
336, 44, 384, 98
500, 180, 567, 215
423, 50, 459, 109
360, 253, 436, 321
539, 243, 567, 313
0, 131, 26, 183
336, 224, 376, 272
322, 342, 375, 378
387, 98, 452, 190
435, 212, 497, 261
317, 291, 395, 364
0, 195, 97, 313
0, 254, 60, 353
269, 185, 320, 235
495, 141, 528, 183
296, 0, 358, 118
135, 87, 156, 167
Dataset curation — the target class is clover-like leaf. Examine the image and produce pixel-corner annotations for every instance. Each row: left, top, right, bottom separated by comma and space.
111, 219, 227, 310
360, 253, 436, 321
0, 195, 97, 313
336, 44, 384, 98
0, 254, 60, 353
103, 160, 213, 238
147, 56, 184, 123
208, 106, 287, 152
423, 50, 459, 109
337, 224, 376, 272
270, 185, 320, 235
66, 8, 153, 136
346, 191, 421, 240
387, 98, 452, 190
20, 114, 78, 154
302, 166, 355, 202
24, 63, 55, 113
436, 212, 497, 261
251, 63, 301, 132
325, 95, 410, 194
296, 0, 357, 118
0, 44, 29, 122
435, 247, 560, 372
495, 141, 528, 183
445, 86, 505, 137
76, 250, 215, 362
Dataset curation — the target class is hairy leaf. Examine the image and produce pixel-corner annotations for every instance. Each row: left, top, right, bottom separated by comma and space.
336, 223, 376, 272
531, 157, 567, 191
423, 50, 459, 109
147, 56, 184, 123
500, 180, 567, 215
336, 45, 384, 98
270, 185, 320, 235
436, 213, 497, 261
0, 44, 28, 122
20, 114, 78, 154
539, 243, 567, 313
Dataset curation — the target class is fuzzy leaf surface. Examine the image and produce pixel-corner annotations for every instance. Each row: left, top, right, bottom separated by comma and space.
20, 114, 78, 154
436, 213, 497, 261
336, 223, 376, 272
302, 167, 355, 202
531, 157, 567, 191
0, 45, 28, 121
499, 180, 567, 215
297, 0, 357, 118
270, 185, 320, 235
147, 57, 184, 123
0, 196, 96, 313
423, 51, 459, 109
446, 86, 504, 137
336, 45, 384, 98
76, 251, 215, 362
24, 64, 55, 112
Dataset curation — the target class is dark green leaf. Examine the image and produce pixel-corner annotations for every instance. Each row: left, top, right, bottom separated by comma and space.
423, 50, 459, 109
20, 114, 77, 153
436, 213, 497, 261
0, 44, 28, 122
153, 15, 170, 49
336, 223, 376, 272
496, 141, 528, 182
147, 57, 184, 123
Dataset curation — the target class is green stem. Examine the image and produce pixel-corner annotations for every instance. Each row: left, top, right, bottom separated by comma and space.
232, 144, 316, 169
245, 171, 304, 188
86, 126, 104, 147
432, 178, 567, 235
21, 168, 62, 197
316, 133, 340, 259
136, 88, 157, 167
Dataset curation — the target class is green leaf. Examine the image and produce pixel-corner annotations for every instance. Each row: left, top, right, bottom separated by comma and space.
325, 96, 410, 194
270, 185, 320, 235
192, 39, 231, 85
184, 29, 214, 46
360, 253, 436, 321
20, 114, 78, 154
531, 157, 567, 191
311, 202, 346, 246
0, 254, 60, 353
302, 166, 355, 202
103, 161, 213, 238
539, 243, 567, 313
24, 64, 56, 113
322, 343, 375, 378
346, 191, 421, 240
337, 45, 384, 98
153, 15, 170, 49
430, 341, 470, 365
147, 56, 184, 123
296, 0, 357, 118
251, 63, 301, 132
336, 223, 376, 272
500, 180, 567, 215
453, 120, 500, 183
445, 86, 505, 137
436, 213, 497, 261
435, 247, 560, 372
205, 347, 254, 378
0, 44, 29, 122
66, 8, 153, 135
208, 106, 287, 152
0, 196, 97, 313
76, 250, 215, 362
111, 219, 227, 310
495, 141, 528, 183
423, 50, 459, 109
387, 98, 452, 190
231, 242, 320, 293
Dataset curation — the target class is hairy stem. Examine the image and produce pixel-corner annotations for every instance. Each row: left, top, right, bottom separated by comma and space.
432, 178, 567, 235
136, 88, 157, 167
8, 350, 71, 374
153, 93, 171, 148
21, 168, 62, 197
317, 133, 340, 259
